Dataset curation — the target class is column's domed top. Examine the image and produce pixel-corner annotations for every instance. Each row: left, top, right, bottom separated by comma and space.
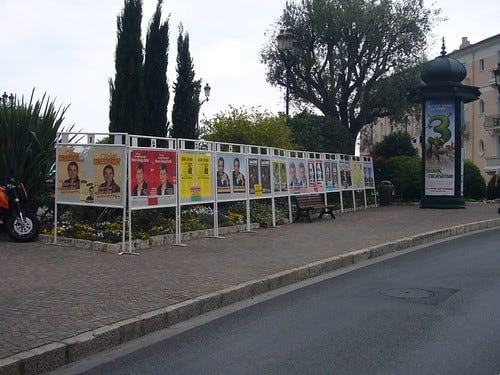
421, 38, 466, 84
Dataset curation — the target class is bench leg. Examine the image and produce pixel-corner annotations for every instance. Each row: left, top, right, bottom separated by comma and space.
307, 209, 314, 223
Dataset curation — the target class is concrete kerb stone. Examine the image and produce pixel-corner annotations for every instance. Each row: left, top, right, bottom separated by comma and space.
4, 218, 500, 375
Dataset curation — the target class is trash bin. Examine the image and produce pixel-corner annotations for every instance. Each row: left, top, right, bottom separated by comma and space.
378, 180, 393, 206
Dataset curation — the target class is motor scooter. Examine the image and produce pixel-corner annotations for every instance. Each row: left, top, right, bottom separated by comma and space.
0, 178, 40, 242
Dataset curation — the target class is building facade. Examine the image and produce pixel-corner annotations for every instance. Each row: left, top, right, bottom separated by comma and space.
360, 34, 500, 180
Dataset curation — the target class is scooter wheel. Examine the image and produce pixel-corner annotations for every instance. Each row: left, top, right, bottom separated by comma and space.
6, 211, 40, 242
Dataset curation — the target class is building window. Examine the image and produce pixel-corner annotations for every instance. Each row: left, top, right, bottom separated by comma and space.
479, 99, 485, 115
479, 58, 485, 71
478, 139, 486, 155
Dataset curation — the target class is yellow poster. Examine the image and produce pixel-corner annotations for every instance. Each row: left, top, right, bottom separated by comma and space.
180, 153, 195, 199
197, 154, 212, 198
351, 162, 365, 188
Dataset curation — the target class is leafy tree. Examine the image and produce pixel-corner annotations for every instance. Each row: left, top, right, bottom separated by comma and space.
109, 0, 144, 135
0, 91, 71, 202
288, 112, 354, 154
261, 0, 438, 152
143, 0, 170, 138
202, 106, 296, 149
370, 131, 417, 158
171, 26, 201, 139
463, 160, 486, 200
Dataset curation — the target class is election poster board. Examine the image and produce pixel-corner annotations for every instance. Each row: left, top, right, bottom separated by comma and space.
179, 152, 212, 204
424, 99, 455, 196
216, 154, 247, 200
129, 149, 177, 208
339, 157, 353, 189
56, 145, 126, 207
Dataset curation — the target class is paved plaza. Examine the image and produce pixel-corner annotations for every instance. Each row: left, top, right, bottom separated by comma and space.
0, 203, 499, 374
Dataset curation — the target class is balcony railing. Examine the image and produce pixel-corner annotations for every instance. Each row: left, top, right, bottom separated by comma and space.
484, 115, 500, 131
485, 156, 500, 172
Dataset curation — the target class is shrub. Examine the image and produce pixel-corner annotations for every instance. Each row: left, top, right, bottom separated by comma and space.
486, 174, 499, 200
463, 160, 486, 200
385, 155, 421, 201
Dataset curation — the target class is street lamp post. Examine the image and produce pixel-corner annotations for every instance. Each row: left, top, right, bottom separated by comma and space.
276, 29, 296, 118
197, 83, 211, 135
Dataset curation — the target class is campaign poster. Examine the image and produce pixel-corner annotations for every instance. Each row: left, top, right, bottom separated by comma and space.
424, 100, 455, 196
179, 153, 212, 203
272, 161, 288, 194
309, 160, 324, 192
363, 161, 374, 188
324, 161, 334, 191
197, 154, 212, 199
231, 156, 246, 194
56, 146, 86, 203
93, 147, 124, 205
288, 159, 307, 194
180, 153, 196, 200
215, 155, 231, 194
339, 158, 352, 189
260, 159, 271, 194
307, 161, 316, 188
325, 160, 340, 191
351, 160, 365, 189
130, 149, 176, 208
248, 158, 259, 195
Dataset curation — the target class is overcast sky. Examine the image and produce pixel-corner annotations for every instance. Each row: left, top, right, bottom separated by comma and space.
1, 0, 498, 135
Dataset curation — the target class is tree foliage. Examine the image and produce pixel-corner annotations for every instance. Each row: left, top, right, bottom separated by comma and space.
261, 0, 438, 149
109, 0, 144, 135
370, 131, 417, 158
0, 91, 71, 201
288, 112, 355, 154
202, 106, 296, 149
143, 0, 170, 138
171, 26, 201, 139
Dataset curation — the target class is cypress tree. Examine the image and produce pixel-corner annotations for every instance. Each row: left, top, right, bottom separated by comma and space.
143, 0, 169, 138
109, 0, 144, 135
171, 26, 201, 139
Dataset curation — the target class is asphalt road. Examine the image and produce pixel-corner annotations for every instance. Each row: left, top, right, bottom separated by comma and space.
55, 228, 500, 375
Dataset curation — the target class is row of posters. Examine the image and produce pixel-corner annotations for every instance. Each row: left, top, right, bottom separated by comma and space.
56, 146, 375, 207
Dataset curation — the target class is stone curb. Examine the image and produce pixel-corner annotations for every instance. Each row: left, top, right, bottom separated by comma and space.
2, 218, 499, 375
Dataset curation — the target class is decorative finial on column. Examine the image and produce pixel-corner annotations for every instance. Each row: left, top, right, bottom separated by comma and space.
440, 37, 447, 56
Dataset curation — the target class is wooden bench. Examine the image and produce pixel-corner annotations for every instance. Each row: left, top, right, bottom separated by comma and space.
294, 194, 337, 223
